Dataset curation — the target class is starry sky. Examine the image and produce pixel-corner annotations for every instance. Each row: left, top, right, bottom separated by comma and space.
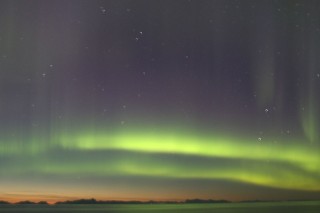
0, 0, 320, 203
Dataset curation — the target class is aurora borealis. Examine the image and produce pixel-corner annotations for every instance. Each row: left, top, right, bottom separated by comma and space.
0, 0, 320, 203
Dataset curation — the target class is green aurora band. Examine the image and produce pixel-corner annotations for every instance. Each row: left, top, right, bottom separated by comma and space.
1, 127, 319, 192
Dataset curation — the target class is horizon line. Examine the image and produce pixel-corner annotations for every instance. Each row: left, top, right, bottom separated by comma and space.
1, 198, 319, 205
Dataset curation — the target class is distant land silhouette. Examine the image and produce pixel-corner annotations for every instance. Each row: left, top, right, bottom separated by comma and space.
0, 201, 10, 205
16, 201, 47, 205
0, 198, 318, 205
7, 201, 49, 205
56, 198, 231, 205
0, 198, 230, 205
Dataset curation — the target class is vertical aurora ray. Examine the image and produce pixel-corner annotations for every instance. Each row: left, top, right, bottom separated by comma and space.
300, 30, 319, 144
301, 75, 318, 144
251, 2, 276, 109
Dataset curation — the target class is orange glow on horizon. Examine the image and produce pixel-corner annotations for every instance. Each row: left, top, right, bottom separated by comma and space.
0, 193, 247, 204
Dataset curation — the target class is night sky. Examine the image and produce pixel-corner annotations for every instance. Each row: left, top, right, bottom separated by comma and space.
0, 0, 320, 203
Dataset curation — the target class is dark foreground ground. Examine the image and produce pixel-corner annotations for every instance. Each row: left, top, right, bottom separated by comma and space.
0, 201, 319, 213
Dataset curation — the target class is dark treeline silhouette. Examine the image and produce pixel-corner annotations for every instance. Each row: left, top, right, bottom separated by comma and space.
2, 198, 314, 205
1, 201, 49, 205
0, 198, 230, 205
55, 198, 230, 204
0, 201, 10, 204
